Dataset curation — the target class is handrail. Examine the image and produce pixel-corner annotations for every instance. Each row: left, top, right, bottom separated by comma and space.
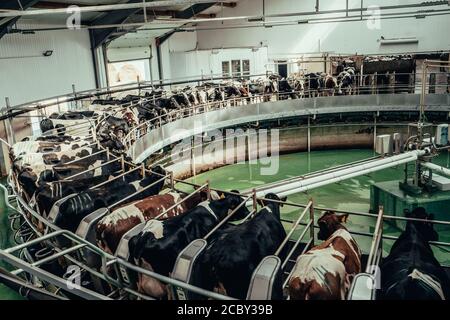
152, 183, 209, 221
366, 206, 384, 273
107, 175, 167, 210
62, 149, 106, 165
89, 165, 141, 190
274, 201, 313, 257
62, 157, 121, 180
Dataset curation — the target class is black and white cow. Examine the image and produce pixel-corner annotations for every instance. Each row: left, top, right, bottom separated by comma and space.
337, 67, 356, 95
379, 207, 450, 300
95, 190, 222, 255
12, 142, 108, 173
10, 139, 92, 160
39, 116, 94, 136
199, 193, 287, 299
304, 73, 321, 97
128, 191, 250, 299
278, 78, 297, 100
16, 152, 128, 200
318, 73, 338, 96
53, 166, 167, 233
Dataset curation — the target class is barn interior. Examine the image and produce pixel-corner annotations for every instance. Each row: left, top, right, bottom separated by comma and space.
0, 0, 450, 302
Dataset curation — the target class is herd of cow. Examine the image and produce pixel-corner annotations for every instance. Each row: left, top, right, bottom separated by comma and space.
5, 88, 450, 301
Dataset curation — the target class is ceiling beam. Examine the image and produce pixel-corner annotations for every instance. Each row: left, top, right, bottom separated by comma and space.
136, 9, 216, 19
32, 1, 90, 9
214, 2, 237, 8
89, 0, 144, 49
0, 0, 39, 40
174, 2, 217, 19
154, 2, 217, 47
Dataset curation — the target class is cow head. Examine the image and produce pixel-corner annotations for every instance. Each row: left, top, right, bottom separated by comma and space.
223, 190, 251, 221
40, 118, 54, 134
405, 207, 438, 242
257, 193, 287, 220
99, 132, 126, 155
17, 168, 38, 200
317, 211, 349, 241
54, 124, 66, 136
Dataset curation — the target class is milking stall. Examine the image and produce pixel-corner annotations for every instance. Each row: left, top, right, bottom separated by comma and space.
0, 0, 450, 305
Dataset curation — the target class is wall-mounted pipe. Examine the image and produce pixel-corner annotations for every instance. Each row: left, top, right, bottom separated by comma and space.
0, 0, 236, 18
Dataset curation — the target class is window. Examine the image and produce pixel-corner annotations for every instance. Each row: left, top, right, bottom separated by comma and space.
231, 60, 241, 78
243, 59, 250, 79
107, 59, 150, 87
222, 60, 251, 79
222, 61, 230, 78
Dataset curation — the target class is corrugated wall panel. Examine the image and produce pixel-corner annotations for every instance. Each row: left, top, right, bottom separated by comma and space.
0, 19, 96, 107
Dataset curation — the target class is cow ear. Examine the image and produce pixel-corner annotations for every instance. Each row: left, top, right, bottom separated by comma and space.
280, 196, 287, 206
338, 213, 349, 224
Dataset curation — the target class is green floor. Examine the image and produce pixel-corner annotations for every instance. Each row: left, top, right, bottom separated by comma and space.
0, 178, 24, 300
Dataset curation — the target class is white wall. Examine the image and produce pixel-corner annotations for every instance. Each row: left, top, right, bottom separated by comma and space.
196, 0, 450, 59
0, 20, 96, 107
102, 0, 450, 83
169, 47, 269, 80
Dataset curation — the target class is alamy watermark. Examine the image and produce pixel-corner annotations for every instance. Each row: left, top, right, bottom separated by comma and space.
169, 123, 280, 176
66, 5, 81, 30
65, 265, 81, 290
367, 5, 381, 30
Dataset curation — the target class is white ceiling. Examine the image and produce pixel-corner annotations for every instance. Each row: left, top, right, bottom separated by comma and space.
108, 22, 184, 48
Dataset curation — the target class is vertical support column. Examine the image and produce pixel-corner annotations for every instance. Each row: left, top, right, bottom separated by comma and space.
191, 136, 196, 177
414, 160, 420, 187
137, 75, 141, 96
56, 97, 61, 114
72, 84, 77, 110
309, 199, 315, 247
373, 113, 377, 150
372, 72, 377, 95
170, 171, 175, 190
4, 98, 15, 145
307, 116, 311, 153
120, 154, 125, 172
102, 44, 110, 93
141, 163, 146, 178
252, 188, 257, 212
206, 180, 211, 201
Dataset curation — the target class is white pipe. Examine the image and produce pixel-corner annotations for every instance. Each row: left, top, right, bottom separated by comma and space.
247, 150, 425, 202
0, 0, 235, 18
422, 162, 450, 178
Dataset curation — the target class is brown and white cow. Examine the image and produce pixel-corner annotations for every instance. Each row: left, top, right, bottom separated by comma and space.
95, 190, 221, 254
288, 211, 361, 300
